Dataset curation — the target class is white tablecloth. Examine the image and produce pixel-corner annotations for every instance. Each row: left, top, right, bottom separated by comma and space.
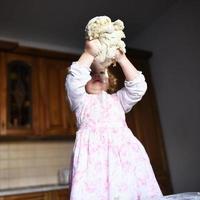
162, 192, 200, 200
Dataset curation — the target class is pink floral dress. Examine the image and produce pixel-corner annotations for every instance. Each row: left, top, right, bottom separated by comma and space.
65, 62, 163, 200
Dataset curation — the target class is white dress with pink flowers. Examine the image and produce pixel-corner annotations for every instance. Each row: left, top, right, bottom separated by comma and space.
65, 62, 163, 200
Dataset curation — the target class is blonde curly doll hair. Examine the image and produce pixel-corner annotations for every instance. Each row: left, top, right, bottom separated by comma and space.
85, 16, 126, 67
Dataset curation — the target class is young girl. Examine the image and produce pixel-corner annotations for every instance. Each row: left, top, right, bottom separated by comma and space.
65, 40, 163, 200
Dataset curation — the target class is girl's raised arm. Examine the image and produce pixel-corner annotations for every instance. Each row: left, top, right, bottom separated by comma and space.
115, 51, 147, 113
65, 40, 100, 111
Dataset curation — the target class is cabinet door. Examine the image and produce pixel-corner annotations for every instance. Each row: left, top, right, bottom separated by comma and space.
4, 192, 47, 200
50, 189, 69, 200
0, 53, 39, 136
56, 189, 69, 200
38, 58, 76, 137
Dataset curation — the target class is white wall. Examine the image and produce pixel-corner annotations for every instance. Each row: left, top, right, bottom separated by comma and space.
0, 142, 74, 189
130, 0, 200, 193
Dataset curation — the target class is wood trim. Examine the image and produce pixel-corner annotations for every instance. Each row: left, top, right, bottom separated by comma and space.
0, 41, 19, 51
0, 134, 75, 142
0, 40, 79, 60
0, 40, 152, 61
14, 46, 79, 60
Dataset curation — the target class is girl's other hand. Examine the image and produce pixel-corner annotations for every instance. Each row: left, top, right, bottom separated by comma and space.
114, 49, 126, 63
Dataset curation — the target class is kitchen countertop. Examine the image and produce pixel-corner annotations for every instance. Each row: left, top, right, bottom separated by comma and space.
1, 186, 199, 199
0, 184, 69, 197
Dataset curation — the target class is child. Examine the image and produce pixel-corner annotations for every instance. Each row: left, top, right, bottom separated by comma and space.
65, 39, 163, 200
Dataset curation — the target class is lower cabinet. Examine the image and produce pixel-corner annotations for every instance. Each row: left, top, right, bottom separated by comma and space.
4, 192, 46, 200
2, 189, 69, 200
51, 189, 70, 200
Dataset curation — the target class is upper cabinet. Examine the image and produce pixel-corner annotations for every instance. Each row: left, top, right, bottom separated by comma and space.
0, 53, 40, 136
37, 57, 76, 136
0, 47, 77, 139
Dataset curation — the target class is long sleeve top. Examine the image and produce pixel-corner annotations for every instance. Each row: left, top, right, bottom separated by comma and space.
65, 62, 147, 114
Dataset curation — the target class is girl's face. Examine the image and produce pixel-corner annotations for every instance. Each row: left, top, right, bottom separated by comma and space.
85, 69, 109, 94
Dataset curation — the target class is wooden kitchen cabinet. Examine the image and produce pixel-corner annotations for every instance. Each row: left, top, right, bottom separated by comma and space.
1, 189, 69, 200
0, 52, 40, 136
0, 47, 76, 138
50, 189, 70, 200
4, 192, 47, 200
55, 190, 69, 200
37, 57, 76, 136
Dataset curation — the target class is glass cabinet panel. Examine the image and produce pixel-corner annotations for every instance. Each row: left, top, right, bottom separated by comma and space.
7, 60, 32, 128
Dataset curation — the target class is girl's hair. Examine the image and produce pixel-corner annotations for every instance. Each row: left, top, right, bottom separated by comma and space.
107, 69, 118, 93
90, 64, 118, 93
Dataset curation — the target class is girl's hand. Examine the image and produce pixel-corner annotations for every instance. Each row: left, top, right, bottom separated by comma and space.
85, 39, 101, 58
114, 49, 126, 63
